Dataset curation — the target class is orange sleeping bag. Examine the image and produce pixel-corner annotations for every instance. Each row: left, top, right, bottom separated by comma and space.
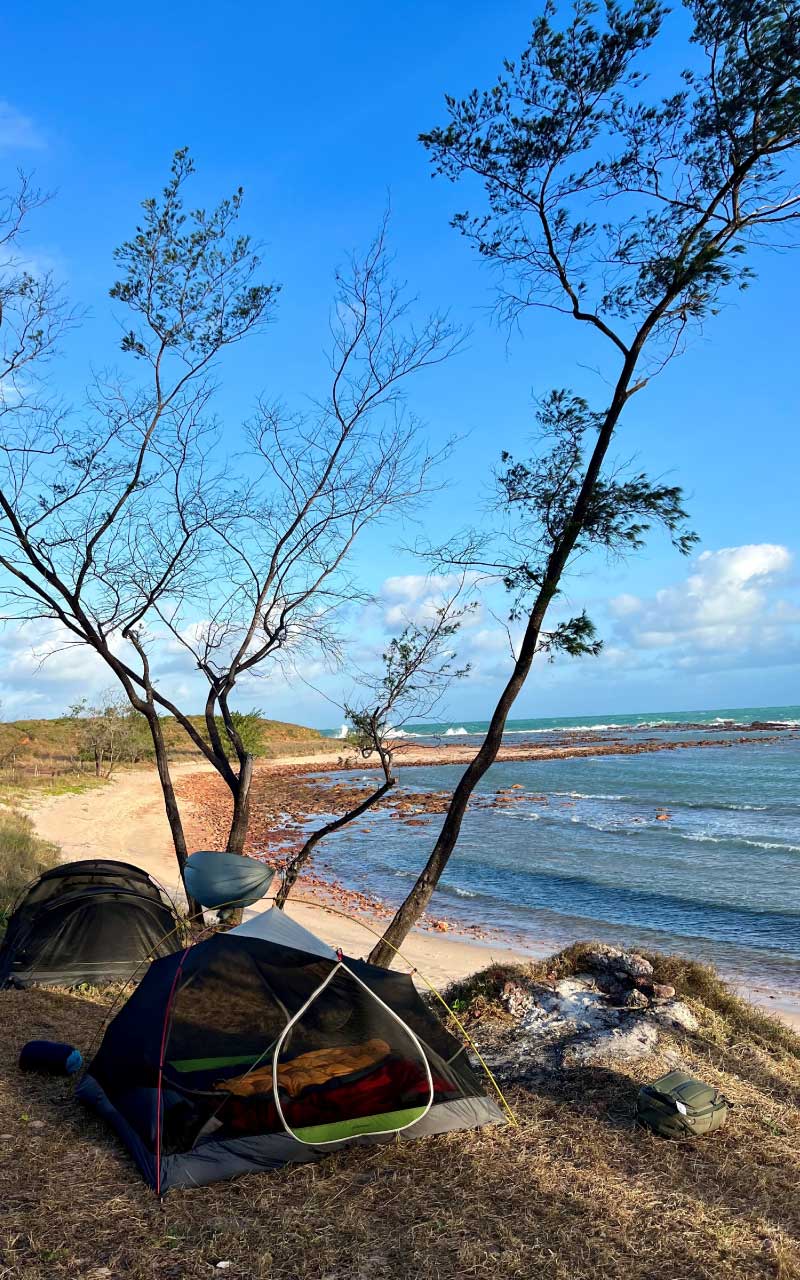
214, 1038, 391, 1099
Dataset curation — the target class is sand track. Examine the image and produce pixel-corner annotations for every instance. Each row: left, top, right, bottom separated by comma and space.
25, 762, 213, 891
22, 762, 532, 986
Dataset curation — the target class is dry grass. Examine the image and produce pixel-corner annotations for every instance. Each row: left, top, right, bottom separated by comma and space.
0, 811, 61, 918
1, 952, 799, 1280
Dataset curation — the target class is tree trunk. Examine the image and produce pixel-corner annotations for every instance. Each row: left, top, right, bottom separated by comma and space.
276, 774, 395, 910
218, 754, 254, 926
145, 709, 204, 922
368, 359, 646, 967
226, 754, 254, 855
368, 605, 545, 966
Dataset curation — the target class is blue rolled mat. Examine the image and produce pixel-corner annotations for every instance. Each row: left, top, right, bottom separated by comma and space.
19, 1040, 83, 1076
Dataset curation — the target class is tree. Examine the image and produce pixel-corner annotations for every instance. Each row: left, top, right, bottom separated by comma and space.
275, 595, 474, 908
0, 152, 460, 916
369, 0, 800, 965
66, 692, 151, 777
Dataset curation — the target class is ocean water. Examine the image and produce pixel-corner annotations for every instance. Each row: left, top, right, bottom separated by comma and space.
323, 703, 800, 742
315, 707, 800, 989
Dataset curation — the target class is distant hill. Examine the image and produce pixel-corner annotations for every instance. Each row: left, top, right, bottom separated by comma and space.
0, 714, 339, 772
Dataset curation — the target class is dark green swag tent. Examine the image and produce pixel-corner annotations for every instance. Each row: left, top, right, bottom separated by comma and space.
77, 931, 504, 1192
0, 859, 180, 988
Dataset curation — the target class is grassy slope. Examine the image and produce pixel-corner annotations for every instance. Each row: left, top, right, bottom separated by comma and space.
1, 948, 798, 1280
0, 810, 61, 912
0, 714, 339, 766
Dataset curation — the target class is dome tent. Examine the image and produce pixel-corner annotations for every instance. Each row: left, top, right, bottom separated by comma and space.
0, 859, 181, 989
230, 904, 337, 958
77, 931, 504, 1192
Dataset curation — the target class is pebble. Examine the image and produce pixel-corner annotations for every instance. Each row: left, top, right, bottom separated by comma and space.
650, 983, 677, 1001
626, 989, 650, 1010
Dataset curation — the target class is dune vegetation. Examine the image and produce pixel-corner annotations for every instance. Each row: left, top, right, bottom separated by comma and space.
0, 810, 60, 915
0, 714, 340, 785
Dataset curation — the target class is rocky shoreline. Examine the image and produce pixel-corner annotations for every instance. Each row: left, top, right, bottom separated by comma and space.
327, 727, 793, 773
173, 723, 798, 947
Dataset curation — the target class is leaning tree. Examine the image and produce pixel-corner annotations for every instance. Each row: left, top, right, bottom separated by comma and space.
369, 0, 800, 964
0, 151, 460, 914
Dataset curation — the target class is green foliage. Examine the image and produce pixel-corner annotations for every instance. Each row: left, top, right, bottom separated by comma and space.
110, 148, 278, 363
0, 810, 60, 913
422, 0, 800, 337
538, 611, 604, 659
64, 694, 152, 774
215, 708, 266, 758
345, 604, 474, 755
418, 0, 799, 647
497, 389, 697, 614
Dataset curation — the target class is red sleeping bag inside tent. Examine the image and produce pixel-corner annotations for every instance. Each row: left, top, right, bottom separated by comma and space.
219, 1055, 453, 1136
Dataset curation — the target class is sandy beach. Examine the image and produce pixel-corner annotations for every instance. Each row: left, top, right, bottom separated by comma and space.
23, 750, 800, 1028
24, 758, 533, 988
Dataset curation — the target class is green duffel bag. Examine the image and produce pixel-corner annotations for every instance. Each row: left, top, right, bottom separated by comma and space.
636, 1070, 730, 1139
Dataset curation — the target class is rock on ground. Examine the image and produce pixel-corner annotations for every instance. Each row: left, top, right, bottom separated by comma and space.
477, 945, 698, 1079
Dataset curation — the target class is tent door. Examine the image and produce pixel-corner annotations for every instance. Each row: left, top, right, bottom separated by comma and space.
271, 963, 434, 1146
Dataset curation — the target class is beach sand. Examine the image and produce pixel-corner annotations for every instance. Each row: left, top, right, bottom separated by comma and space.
24, 755, 800, 1028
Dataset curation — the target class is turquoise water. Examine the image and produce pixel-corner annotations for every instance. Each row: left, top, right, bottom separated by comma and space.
323, 704, 800, 739
314, 707, 800, 988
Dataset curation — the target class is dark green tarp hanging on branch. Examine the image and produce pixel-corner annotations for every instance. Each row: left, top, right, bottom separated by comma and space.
183, 850, 274, 911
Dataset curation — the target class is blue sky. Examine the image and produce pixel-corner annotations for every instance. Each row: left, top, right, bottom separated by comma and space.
1, 0, 798, 727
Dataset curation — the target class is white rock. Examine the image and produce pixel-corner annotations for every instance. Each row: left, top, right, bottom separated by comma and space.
650, 1000, 699, 1032
566, 1020, 659, 1066
581, 943, 654, 979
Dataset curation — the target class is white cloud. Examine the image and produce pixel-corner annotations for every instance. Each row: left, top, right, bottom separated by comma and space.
0, 620, 118, 717
0, 613, 342, 725
608, 592, 642, 618
609, 544, 800, 673
0, 101, 45, 152
380, 571, 483, 628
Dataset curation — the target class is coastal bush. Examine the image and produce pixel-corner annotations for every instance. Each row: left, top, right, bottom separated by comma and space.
641, 950, 800, 1057
0, 810, 60, 916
